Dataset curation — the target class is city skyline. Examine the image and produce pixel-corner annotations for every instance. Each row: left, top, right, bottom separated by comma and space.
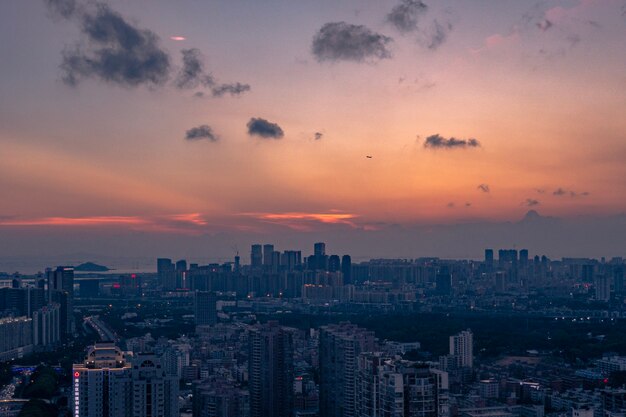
1, 0, 626, 264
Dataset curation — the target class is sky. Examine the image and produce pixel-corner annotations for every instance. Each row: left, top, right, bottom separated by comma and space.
1, 0, 626, 269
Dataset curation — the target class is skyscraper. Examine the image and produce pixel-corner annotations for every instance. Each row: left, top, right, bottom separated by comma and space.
251, 245, 263, 269
47, 266, 74, 337
319, 322, 377, 417
263, 244, 274, 269
449, 329, 473, 368
157, 258, 176, 290
248, 321, 294, 417
194, 291, 217, 326
341, 255, 352, 285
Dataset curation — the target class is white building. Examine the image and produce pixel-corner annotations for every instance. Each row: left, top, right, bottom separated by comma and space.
450, 330, 473, 368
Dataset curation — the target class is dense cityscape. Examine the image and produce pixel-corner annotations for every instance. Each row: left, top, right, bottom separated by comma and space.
3, 0, 626, 416
2, 243, 626, 417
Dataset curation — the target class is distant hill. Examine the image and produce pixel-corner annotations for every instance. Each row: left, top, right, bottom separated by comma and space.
74, 262, 110, 272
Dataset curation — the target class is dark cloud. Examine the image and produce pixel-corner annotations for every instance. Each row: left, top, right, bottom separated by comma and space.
185, 125, 218, 142
525, 198, 540, 207
175, 49, 214, 89
465, 202, 472, 207
537, 19, 553, 31
311, 22, 393, 62
423, 134, 481, 149
553, 188, 590, 197
387, 0, 428, 33
61, 4, 171, 87
211, 82, 251, 97
423, 20, 452, 50
44, 0, 77, 19
447, 202, 455, 208
477, 184, 490, 193
247, 118, 284, 139
314, 132, 323, 140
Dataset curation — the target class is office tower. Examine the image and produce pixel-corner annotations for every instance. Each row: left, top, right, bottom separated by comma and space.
314, 242, 326, 257
72, 343, 133, 417
47, 266, 74, 337
519, 249, 529, 267
263, 244, 274, 268
248, 321, 294, 417
176, 259, 187, 271
271, 251, 281, 274
484, 249, 494, 270
449, 329, 473, 368
234, 255, 241, 273
74, 344, 179, 417
131, 353, 179, 417
281, 251, 301, 272
328, 255, 341, 272
194, 291, 217, 326
319, 322, 377, 417
341, 255, 352, 285
157, 258, 176, 290
251, 245, 263, 268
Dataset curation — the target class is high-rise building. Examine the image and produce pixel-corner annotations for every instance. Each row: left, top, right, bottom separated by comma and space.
341, 255, 352, 285
194, 291, 217, 326
157, 258, 176, 290
73, 343, 179, 417
319, 322, 377, 417
72, 343, 133, 417
328, 255, 341, 272
131, 353, 179, 417
0, 316, 33, 362
449, 329, 473, 368
32, 303, 60, 348
484, 249, 494, 271
314, 242, 326, 257
47, 266, 74, 337
263, 244, 274, 268
595, 274, 611, 302
193, 379, 250, 417
356, 355, 449, 417
248, 321, 294, 417
436, 267, 452, 295
251, 245, 263, 269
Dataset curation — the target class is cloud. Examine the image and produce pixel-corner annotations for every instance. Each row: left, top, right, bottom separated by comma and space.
314, 132, 323, 140
175, 49, 214, 89
60, 4, 171, 87
477, 184, 490, 193
387, 0, 428, 33
211, 82, 251, 97
185, 125, 218, 142
537, 19, 554, 31
422, 20, 452, 50
447, 202, 455, 208
247, 118, 284, 139
47, 3, 249, 96
44, 0, 77, 19
525, 198, 540, 207
553, 187, 590, 197
311, 22, 393, 62
423, 134, 481, 149
465, 202, 472, 207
